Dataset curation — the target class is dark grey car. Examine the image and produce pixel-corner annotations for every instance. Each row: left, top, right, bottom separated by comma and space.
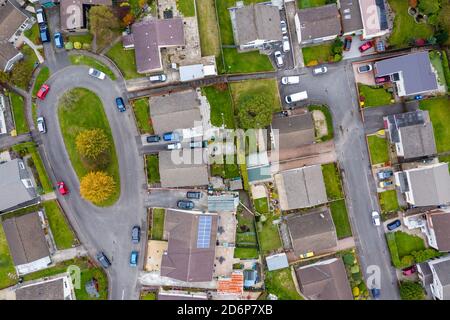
96, 252, 111, 268
131, 226, 140, 244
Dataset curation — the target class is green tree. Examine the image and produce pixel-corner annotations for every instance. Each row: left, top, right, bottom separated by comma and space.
400, 255, 415, 268
80, 171, 115, 204
89, 6, 120, 49
237, 94, 273, 129
331, 37, 344, 55
418, 0, 441, 16
411, 248, 441, 263
399, 281, 425, 300
9, 61, 32, 88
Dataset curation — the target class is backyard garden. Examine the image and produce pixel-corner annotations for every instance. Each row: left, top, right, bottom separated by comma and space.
367, 134, 390, 165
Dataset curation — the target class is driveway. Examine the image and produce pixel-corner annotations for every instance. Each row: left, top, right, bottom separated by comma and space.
145, 188, 208, 212
42, 6, 70, 72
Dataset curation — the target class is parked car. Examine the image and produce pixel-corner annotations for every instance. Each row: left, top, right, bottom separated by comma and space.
371, 288, 381, 299
146, 135, 161, 143
39, 25, 50, 43
282, 36, 290, 52
54, 32, 64, 48
177, 200, 195, 210
149, 74, 167, 83
371, 211, 381, 226
167, 142, 181, 150
36, 8, 46, 25
299, 252, 314, 259
357, 64, 373, 73
281, 76, 300, 85
402, 265, 417, 276
88, 68, 106, 80
343, 36, 352, 51
312, 65, 328, 75
96, 252, 111, 268
285, 91, 308, 104
130, 251, 139, 267
57, 181, 68, 195
37, 117, 47, 133
280, 20, 287, 34
189, 141, 203, 148
274, 51, 284, 67
359, 41, 373, 52
131, 226, 140, 244
377, 170, 393, 180
115, 97, 126, 112
186, 191, 202, 199
163, 132, 180, 142
379, 180, 393, 188
387, 219, 402, 231
37, 84, 50, 100
375, 75, 391, 84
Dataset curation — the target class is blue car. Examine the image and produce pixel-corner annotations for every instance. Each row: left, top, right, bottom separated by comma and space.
115, 97, 126, 112
130, 251, 138, 267
54, 32, 64, 48
39, 25, 50, 43
163, 131, 180, 142
387, 219, 401, 231
371, 288, 380, 299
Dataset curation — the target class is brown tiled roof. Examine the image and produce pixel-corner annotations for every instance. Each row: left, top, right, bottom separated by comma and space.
218, 271, 244, 295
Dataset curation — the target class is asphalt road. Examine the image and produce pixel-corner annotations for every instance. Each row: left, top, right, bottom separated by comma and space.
36, 66, 147, 300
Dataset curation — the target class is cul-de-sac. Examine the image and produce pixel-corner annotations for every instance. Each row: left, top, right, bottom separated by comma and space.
0, 0, 449, 301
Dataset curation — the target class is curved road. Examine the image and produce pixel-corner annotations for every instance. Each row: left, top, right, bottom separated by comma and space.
36, 65, 147, 300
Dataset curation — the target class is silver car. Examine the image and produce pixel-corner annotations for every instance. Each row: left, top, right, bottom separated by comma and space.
274, 51, 284, 67
37, 117, 46, 133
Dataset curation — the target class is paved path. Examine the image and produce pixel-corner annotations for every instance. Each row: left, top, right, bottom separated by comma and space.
0, 133, 32, 149
139, 271, 217, 289
51, 246, 88, 264
21, 36, 44, 63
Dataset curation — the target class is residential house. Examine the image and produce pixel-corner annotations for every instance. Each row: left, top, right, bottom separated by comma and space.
384, 110, 437, 161
286, 208, 337, 257
60, 0, 112, 31
14, 274, 75, 300
423, 209, 450, 252
417, 255, 450, 300
270, 112, 315, 150
359, 0, 389, 39
265, 253, 289, 271
394, 163, 450, 207
2, 211, 51, 275
374, 52, 439, 97
160, 210, 218, 282
229, 2, 282, 51
124, 18, 185, 74
0, 0, 31, 72
0, 159, 38, 213
274, 165, 327, 210
295, 257, 353, 300
338, 0, 363, 36
294, 4, 342, 45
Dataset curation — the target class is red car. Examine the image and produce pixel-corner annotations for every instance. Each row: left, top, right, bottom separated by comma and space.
57, 181, 68, 195
37, 84, 50, 100
359, 41, 373, 52
375, 75, 391, 84
402, 265, 417, 276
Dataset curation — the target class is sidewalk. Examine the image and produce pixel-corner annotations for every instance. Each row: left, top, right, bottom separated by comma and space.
20, 36, 45, 64
51, 246, 88, 264
41, 191, 57, 201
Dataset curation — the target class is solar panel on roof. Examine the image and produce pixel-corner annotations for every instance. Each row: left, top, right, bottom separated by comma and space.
197, 216, 212, 248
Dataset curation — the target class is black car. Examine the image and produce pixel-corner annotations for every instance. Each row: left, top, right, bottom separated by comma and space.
387, 219, 401, 231
177, 200, 195, 210
131, 226, 140, 244
146, 135, 160, 143
343, 36, 352, 51
115, 97, 126, 112
186, 191, 202, 199
39, 25, 50, 43
96, 252, 111, 268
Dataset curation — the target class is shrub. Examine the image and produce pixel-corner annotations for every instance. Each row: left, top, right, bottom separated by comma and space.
411, 249, 441, 263
352, 287, 360, 297
343, 253, 355, 266
65, 42, 74, 50
399, 281, 425, 300
351, 265, 360, 274
400, 255, 415, 267
82, 43, 91, 50
74, 42, 82, 49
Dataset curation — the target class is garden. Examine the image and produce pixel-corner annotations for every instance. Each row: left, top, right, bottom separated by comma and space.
9, 92, 28, 135
379, 190, 400, 214
234, 206, 259, 259
264, 268, 303, 300
146, 154, 160, 185
321, 163, 343, 201
420, 97, 450, 153
308, 105, 334, 142
201, 84, 235, 129
358, 84, 394, 108
151, 208, 165, 240
367, 135, 390, 165
340, 250, 369, 300
0, 224, 16, 289
43, 200, 77, 250
330, 200, 352, 239
106, 42, 141, 79
302, 38, 343, 66
132, 98, 153, 134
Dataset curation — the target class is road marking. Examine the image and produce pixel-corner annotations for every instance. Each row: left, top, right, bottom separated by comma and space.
122, 289, 125, 300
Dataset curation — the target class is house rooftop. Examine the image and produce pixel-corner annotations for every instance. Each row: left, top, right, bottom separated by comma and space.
428, 210, 450, 251
339, 0, 363, 34
265, 253, 289, 271
296, 4, 341, 42
15, 277, 66, 300
217, 271, 244, 295
160, 210, 217, 282
271, 112, 315, 150
429, 256, 450, 299
359, 0, 389, 38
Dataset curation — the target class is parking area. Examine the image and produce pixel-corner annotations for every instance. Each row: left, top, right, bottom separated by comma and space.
144, 188, 208, 211
266, 8, 294, 71
352, 60, 376, 85
372, 164, 395, 192
342, 35, 376, 60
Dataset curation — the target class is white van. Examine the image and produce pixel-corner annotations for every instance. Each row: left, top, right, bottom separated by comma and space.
281, 76, 300, 85
285, 91, 308, 104
36, 9, 46, 25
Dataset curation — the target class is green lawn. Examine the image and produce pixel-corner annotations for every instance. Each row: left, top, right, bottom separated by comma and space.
201, 85, 235, 128
379, 190, 400, 214
234, 247, 259, 259
141, 291, 157, 300
32, 102, 37, 127
132, 98, 153, 134
24, 24, 41, 45
23, 258, 108, 300
330, 200, 352, 239
308, 105, 334, 142
146, 155, 160, 184
32, 67, 50, 97
151, 208, 165, 240
302, 44, 333, 65
420, 97, 450, 153
58, 88, 120, 206
298, 0, 334, 8
106, 42, 141, 79
254, 197, 269, 214
69, 55, 116, 80
429, 51, 447, 89
0, 224, 16, 289
43, 201, 77, 250
367, 135, 389, 165
223, 48, 273, 74
9, 92, 28, 134
264, 268, 303, 300
321, 163, 343, 200
177, 0, 195, 17
387, 0, 434, 48
358, 84, 393, 107
210, 160, 240, 179
9, 45, 38, 90
67, 34, 93, 45
236, 210, 258, 253
394, 231, 425, 258
257, 213, 282, 254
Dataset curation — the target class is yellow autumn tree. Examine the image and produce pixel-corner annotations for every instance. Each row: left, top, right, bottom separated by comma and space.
76, 128, 110, 161
80, 171, 115, 204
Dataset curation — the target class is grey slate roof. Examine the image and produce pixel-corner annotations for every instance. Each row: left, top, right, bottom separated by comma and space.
430, 257, 450, 299
296, 258, 353, 300
160, 210, 217, 282
265, 253, 289, 271
297, 4, 341, 42
149, 90, 201, 134
275, 165, 327, 210
271, 112, 315, 150
428, 210, 450, 252
207, 194, 237, 213
234, 3, 282, 45
386, 110, 427, 143
406, 163, 450, 206
15, 278, 65, 300
374, 52, 438, 96
339, 0, 363, 33
2, 212, 50, 266
159, 150, 209, 188
286, 208, 337, 257
0, 159, 37, 212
